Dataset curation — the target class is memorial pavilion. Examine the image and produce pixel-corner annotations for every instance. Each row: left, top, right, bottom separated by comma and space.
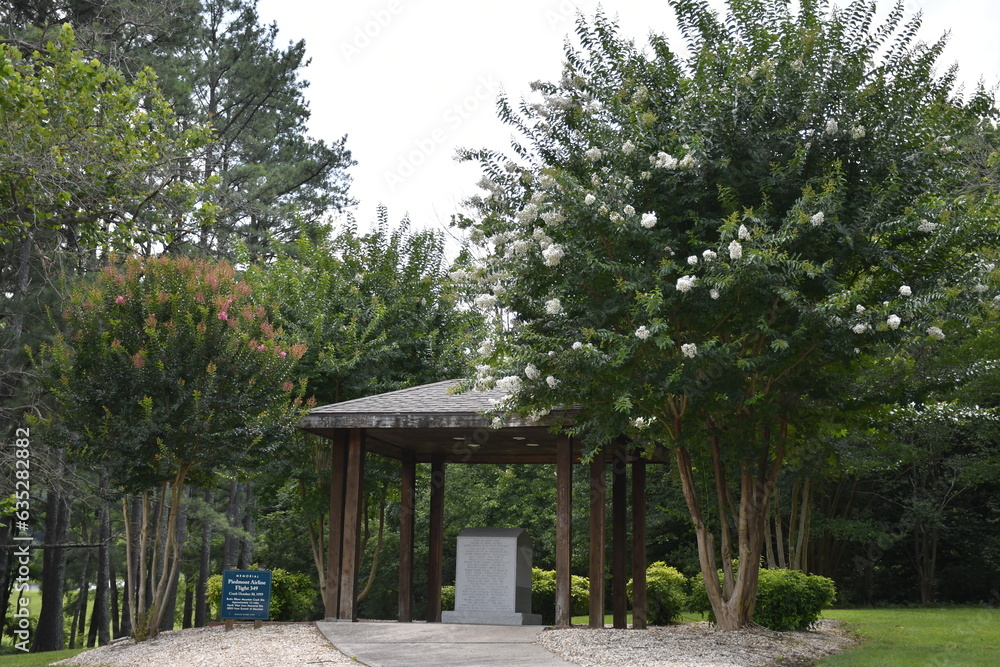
297, 379, 668, 628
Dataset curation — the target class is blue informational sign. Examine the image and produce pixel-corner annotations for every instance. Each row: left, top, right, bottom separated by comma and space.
221, 569, 272, 621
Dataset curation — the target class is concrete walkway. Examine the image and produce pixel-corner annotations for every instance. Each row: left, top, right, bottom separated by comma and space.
315, 621, 574, 667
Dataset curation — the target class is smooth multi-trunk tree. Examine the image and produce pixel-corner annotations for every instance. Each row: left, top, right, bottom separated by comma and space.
457, 1, 998, 629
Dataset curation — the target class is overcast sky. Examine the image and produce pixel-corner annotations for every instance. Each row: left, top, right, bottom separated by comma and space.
254, 0, 1000, 239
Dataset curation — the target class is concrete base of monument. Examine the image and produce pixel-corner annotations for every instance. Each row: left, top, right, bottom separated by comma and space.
441, 610, 543, 625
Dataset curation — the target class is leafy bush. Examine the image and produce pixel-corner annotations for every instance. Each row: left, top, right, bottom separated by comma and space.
688, 567, 836, 631
207, 568, 318, 622
530, 568, 590, 624
627, 561, 688, 624
442, 585, 456, 611
754, 568, 836, 631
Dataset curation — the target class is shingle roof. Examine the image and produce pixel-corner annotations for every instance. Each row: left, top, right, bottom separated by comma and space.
308, 379, 501, 416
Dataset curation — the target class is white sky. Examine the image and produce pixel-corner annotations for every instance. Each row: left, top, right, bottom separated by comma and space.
254, 0, 1000, 240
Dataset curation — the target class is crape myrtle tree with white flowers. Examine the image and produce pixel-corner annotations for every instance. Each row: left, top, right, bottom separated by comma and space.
455, 0, 999, 629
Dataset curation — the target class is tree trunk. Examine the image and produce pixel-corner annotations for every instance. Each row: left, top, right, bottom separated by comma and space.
33, 469, 71, 653
69, 549, 92, 649
195, 487, 214, 627
222, 480, 242, 570
182, 586, 194, 629
0, 515, 12, 634
674, 424, 785, 630
109, 553, 121, 639
159, 487, 190, 632
88, 476, 112, 647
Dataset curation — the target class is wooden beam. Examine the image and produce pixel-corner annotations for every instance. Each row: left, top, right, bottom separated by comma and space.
555, 436, 572, 626
588, 448, 606, 628
612, 442, 628, 629
632, 458, 648, 629
398, 452, 416, 622
325, 431, 347, 619
338, 428, 364, 620
426, 456, 445, 622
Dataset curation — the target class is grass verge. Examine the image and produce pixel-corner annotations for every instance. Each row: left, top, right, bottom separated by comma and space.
0, 648, 88, 667
818, 607, 1000, 666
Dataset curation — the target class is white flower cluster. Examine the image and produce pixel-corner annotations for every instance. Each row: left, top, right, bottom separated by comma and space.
525, 363, 541, 380
738, 224, 750, 240
917, 219, 938, 233
641, 212, 657, 229
546, 375, 559, 388
811, 211, 825, 227
475, 294, 498, 310
825, 119, 839, 135
541, 210, 565, 226
632, 416, 654, 429
635, 325, 651, 340
899, 285, 912, 297
545, 298, 563, 315
681, 343, 698, 358
703, 249, 717, 262
728, 240, 743, 260
852, 323, 869, 334
687, 255, 698, 265
624, 205, 636, 216
585, 193, 597, 205
622, 140, 636, 155
585, 147, 603, 161
676, 275, 697, 293
851, 125, 866, 139
651, 151, 678, 169
887, 314, 901, 329
710, 288, 720, 300
496, 375, 522, 395
543, 244, 564, 266
926, 326, 945, 340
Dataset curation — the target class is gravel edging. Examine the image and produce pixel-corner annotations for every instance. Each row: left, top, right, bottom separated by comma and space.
536, 619, 856, 667
52, 619, 856, 667
52, 624, 357, 667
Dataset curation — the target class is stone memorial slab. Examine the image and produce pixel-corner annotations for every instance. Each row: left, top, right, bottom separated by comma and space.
442, 527, 542, 625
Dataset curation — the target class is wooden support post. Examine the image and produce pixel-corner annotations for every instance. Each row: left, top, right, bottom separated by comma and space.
398, 453, 416, 622
555, 436, 573, 627
426, 456, 446, 622
253, 619, 262, 629
588, 448, 606, 628
612, 443, 628, 629
338, 428, 364, 620
325, 431, 347, 619
224, 619, 234, 632
631, 458, 648, 629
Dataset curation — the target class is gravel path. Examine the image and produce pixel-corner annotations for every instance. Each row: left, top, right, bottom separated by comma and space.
54, 619, 855, 667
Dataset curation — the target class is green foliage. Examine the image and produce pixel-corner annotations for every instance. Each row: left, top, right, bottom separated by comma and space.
627, 561, 687, 625
0, 24, 212, 248
441, 585, 455, 611
37, 255, 307, 492
754, 568, 836, 631
530, 568, 589, 624
690, 567, 835, 631
205, 569, 314, 621
266, 569, 317, 622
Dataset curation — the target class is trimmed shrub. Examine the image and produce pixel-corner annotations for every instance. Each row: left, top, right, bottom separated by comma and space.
531, 568, 590, 624
687, 567, 837, 631
628, 561, 687, 624
754, 568, 836, 631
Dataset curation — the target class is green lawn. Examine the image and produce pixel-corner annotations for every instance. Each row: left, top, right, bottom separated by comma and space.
0, 648, 88, 667
818, 607, 1000, 666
